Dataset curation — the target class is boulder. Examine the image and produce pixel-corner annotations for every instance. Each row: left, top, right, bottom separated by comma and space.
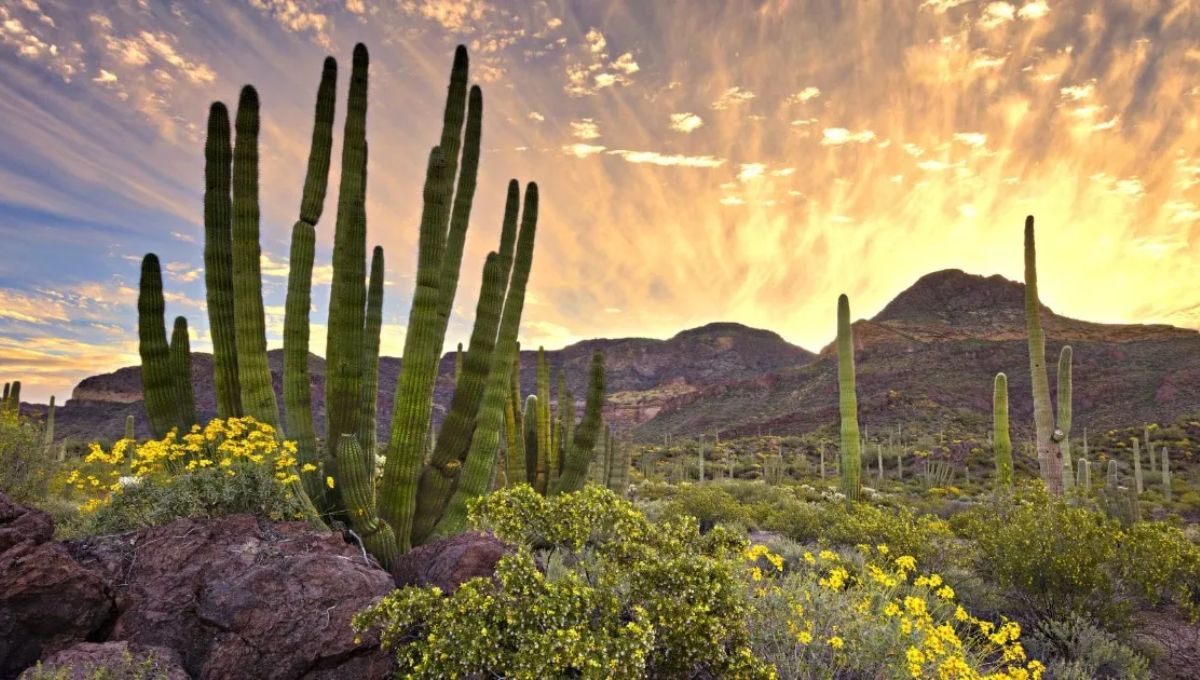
390, 530, 512, 593
0, 493, 115, 680
66, 514, 394, 680
18, 641, 188, 680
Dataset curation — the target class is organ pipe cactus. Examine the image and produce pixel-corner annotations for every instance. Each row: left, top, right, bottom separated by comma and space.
42, 395, 55, 452
138, 256, 193, 437
377, 45, 485, 552
836, 294, 861, 501
503, 349, 526, 486
1023, 216, 1065, 495
551, 351, 607, 495
359, 246, 385, 460
993, 373, 1013, 489
230, 86, 279, 429
523, 394, 539, 483
169, 317, 196, 429
203, 102, 240, 419
324, 44, 370, 482
534, 347, 551, 494
2, 382, 9, 411
336, 434, 399, 559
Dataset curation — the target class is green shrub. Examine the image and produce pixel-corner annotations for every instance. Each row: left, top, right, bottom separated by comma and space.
0, 410, 55, 504
661, 482, 752, 529
23, 648, 173, 680
354, 485, 774, 679
1025, 615, 1150, 680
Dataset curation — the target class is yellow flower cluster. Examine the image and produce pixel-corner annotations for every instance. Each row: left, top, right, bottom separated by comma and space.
65, 417, 314, 513
746, 544, 1045, 679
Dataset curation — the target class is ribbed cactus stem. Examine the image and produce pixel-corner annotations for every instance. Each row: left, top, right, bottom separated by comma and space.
1162, 447, 1172, 501
125, 415, 135, 442
1077, 458, 1089, 490
283, 221, 322, 506
336, 434, 399, 568
534, 347, 551, 494
523, 394, 539, 484
432, 184, 538, 537
2, 383, 9, 412
1131, 438, 1143, 494
697, 434, 705, 482
203, 102, 241, 419
230, 85, 279, 429
42, 395, 55, 452
1057, 346, 1073, 488
993, 373, 1012, 489
550, 351, 606, 495
1024, 216, 1064, 495
360, 246, 384, 462
169, 316, 196, 431
1106, 459, 1118, 489
324, 44, 370, 499
553, 370, 565, 478
837, 294, 861, 502
454, 344, 463, 386
138, 255, 179, 438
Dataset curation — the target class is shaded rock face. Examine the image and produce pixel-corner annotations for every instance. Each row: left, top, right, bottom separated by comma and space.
66, 514, 395, 680
0, 494, 115, 680
18, 642, 188, 680
391, 531, 512, 593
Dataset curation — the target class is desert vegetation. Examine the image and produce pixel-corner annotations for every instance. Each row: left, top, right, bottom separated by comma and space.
2, 40, 1199, 680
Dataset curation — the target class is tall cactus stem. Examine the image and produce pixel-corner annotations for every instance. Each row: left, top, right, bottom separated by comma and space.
837, 294, 861, 501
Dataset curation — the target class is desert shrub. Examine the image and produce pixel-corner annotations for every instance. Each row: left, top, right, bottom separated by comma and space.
952, 496, 1200, 627
1025, 615, 1150, 680
747, 543, 1046, 679
23, 648, 173, 679
0, 410, 55, 504
67, 417, 315, 533
354, 485, 774, 679
661, 482, 752, 529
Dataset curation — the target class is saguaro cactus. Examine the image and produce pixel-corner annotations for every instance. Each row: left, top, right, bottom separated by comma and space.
1024, 216, 1064, 495
836, 294, 861, 501
993, 373, 1013, 488
1132, 438, 1143, 494
1058, 346, 1074, 489
534, 347, 551, 494
1162, 448, 1172, 501
42, 395, 55, 452
1076, 457, 1090, 491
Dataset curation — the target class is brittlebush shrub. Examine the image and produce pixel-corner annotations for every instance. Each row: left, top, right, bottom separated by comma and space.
951, 495, 1200, 627
0, 409, 55, 504
747, 543, 1046, 679
65, 417, 315, 533
353, 485, 774, 679
23, 648, 173, 679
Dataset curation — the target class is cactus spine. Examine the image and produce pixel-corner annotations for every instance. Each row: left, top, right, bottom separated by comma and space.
836, 294, 861, 501
203, 102, 241, 419
1024, 216, 1065, 495
993, 373, 1013, 489
550, 351, 606, 495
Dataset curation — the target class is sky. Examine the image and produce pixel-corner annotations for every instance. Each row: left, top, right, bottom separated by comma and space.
0, 0, 1198, 403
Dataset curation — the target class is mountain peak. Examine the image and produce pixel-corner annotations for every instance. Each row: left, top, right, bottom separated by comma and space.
873, 269, 1040, 326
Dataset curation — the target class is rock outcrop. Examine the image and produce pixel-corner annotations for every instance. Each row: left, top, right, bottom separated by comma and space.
390, 530, 512, 593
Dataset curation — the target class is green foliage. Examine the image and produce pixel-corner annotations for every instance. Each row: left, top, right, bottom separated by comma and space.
87, 459, 310, 535
23, 649, 174, 680
1025, 615, 1150, 680
0, 409, 55, 504
356, 485, 773, 678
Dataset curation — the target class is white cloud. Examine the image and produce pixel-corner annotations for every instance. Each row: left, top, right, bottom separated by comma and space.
977, 2, 1016, 29
563, 143, 606, 158
669, 112, 703, 133
1017, 1, 1049, 19
784, 87, 821, 104
570, 118, 600, 140
1060, 82, 1095, 100
528, 111, 544, 122
711, 86, 755, 110
821, 127, 876, 145
737, 163, 766, 182
953, 132, 987, 147
585, 28, 606, 54
608, 150, 725, 168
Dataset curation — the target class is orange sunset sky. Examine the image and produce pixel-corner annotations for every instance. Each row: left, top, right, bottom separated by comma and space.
0, 0, 1198, 402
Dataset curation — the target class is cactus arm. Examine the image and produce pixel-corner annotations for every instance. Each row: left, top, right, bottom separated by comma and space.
230, 86, 279, 428
42, 395, 55, 452
1057, 346, 1073, 485
335, 434, 399, 568
431, 183, 538, 538
283, 221, 323, 506
203, 102, 241, 419
359, 245, 385, 462
169, 317, 197, 431
523, 394, 539, 483
993, 373, 1012, 488
534, 347, 551, 493
837, 294, 861, 501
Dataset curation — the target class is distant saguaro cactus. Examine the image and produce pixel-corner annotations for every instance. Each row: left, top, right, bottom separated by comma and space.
837, 294, 861, 501
993, 373, 1012, 489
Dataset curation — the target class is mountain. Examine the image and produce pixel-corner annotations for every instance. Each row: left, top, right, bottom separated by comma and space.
637, 269, 1200, 441
42, 322, 811, 444
27, 269, 1200, 446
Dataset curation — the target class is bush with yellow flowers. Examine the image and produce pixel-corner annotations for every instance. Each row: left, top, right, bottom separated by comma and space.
64, 417, 317, 534
353, 485, 775, 679
746, 542, 1046, 679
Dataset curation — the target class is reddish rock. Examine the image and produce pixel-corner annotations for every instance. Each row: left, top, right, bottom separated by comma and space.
0, 492, 53, 554
18, 642, 188, 680
66, 515, 394, 680
391, 531, 512, 593
0, 538, 115, 679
